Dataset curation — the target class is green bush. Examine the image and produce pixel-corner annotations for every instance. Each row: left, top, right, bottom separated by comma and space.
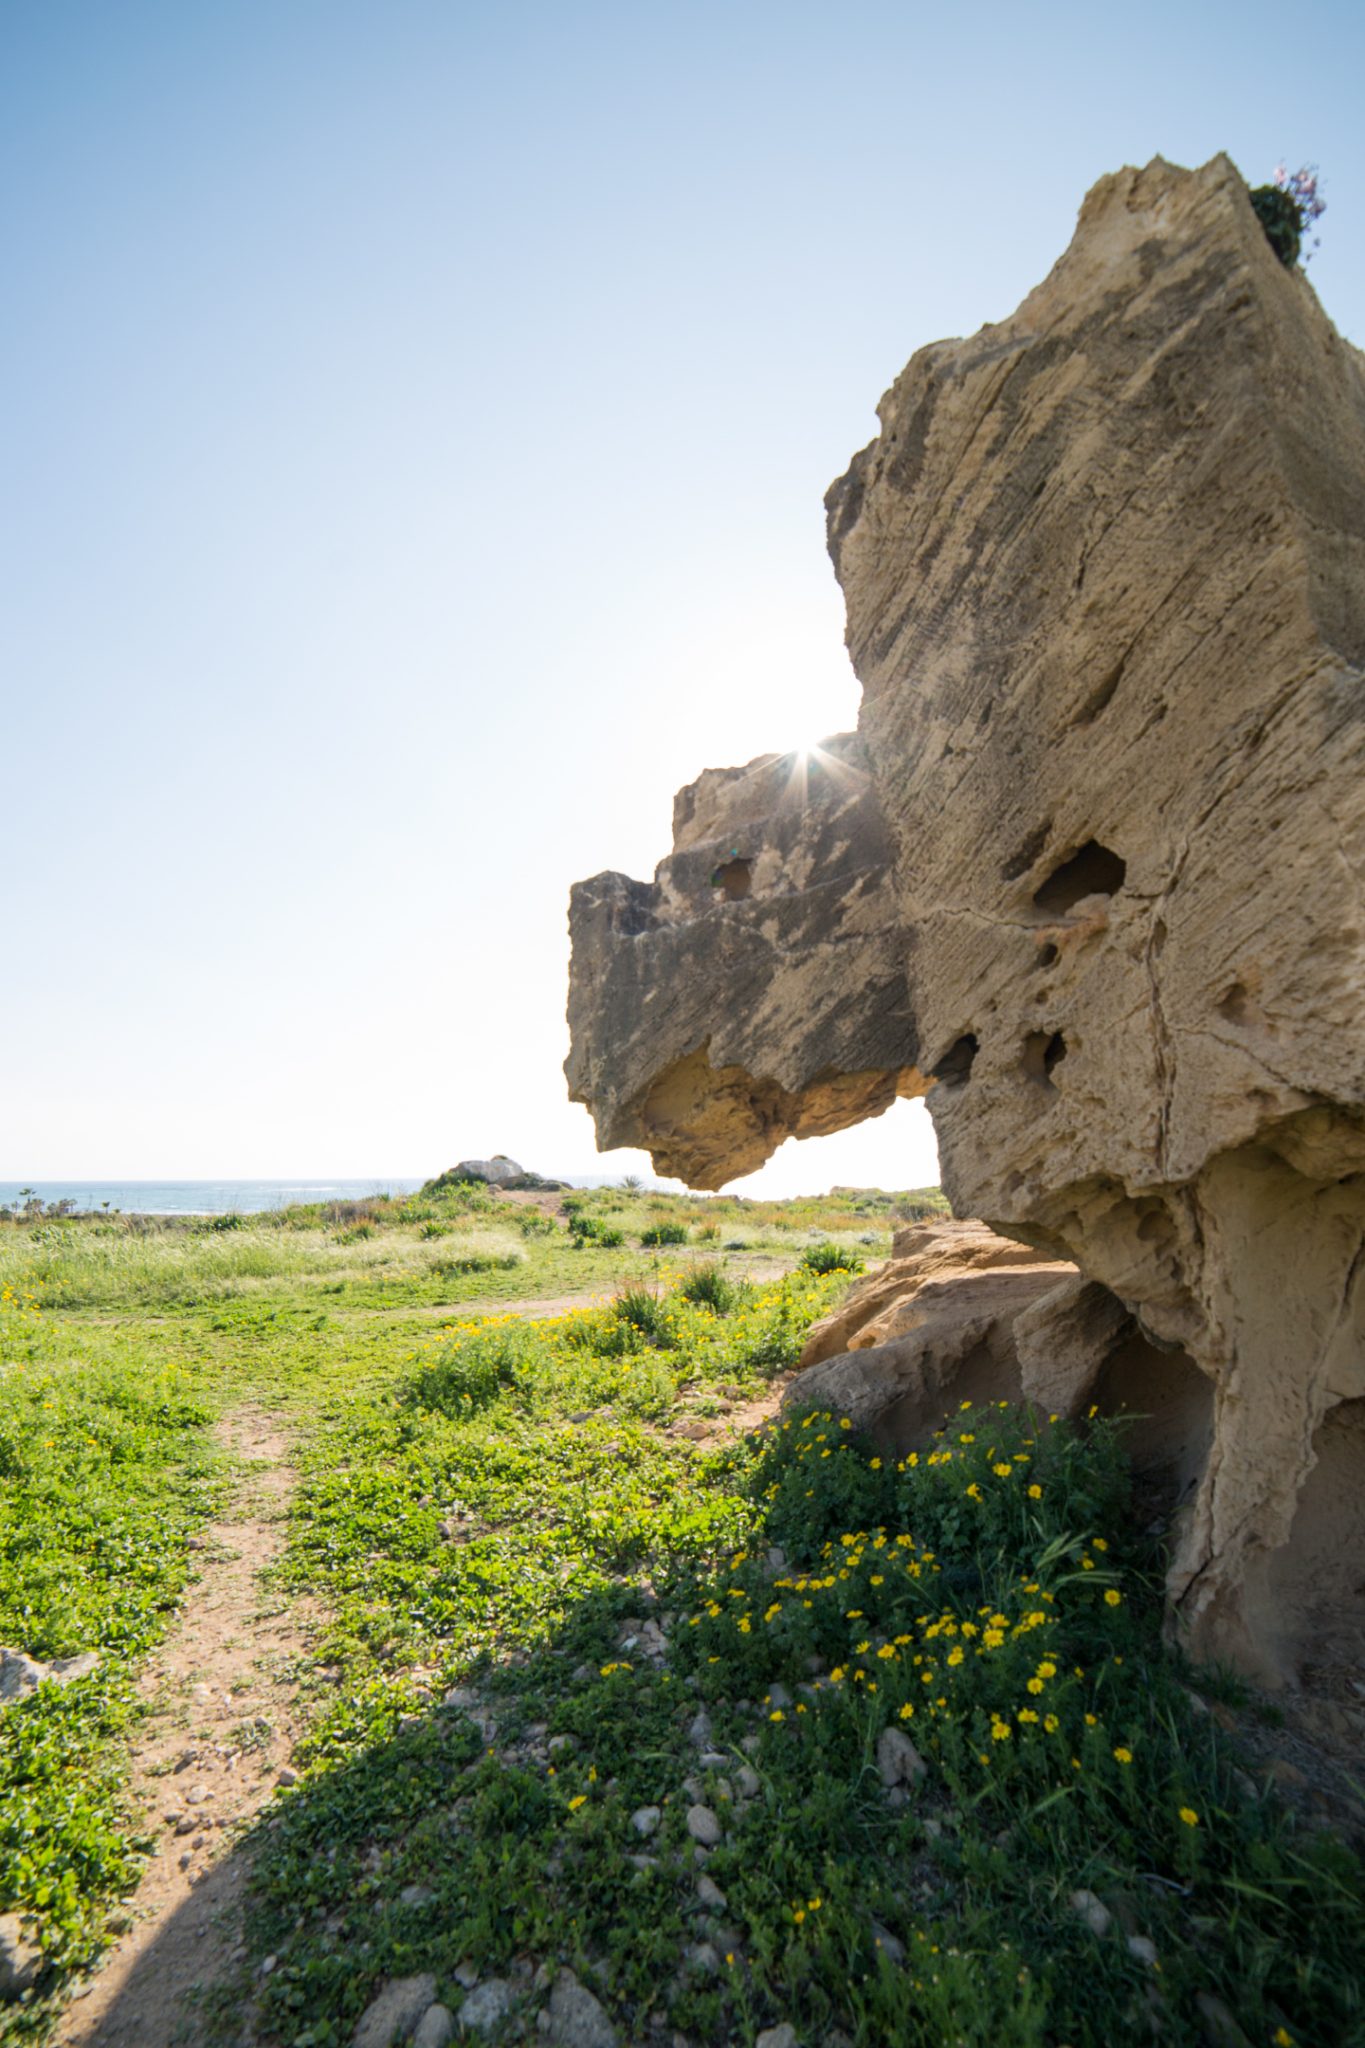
640, 1223, 688, 1248
799, 1241, 865, 1275
678, 1264, 744, 1314
1248, 182, 1302, 266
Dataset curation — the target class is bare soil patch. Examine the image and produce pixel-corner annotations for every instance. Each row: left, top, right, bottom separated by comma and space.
57, 1409, 314, 2048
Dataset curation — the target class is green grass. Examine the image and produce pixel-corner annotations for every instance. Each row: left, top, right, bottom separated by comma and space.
0, 1284, 220, 2005
1, 1187, 1361, 2048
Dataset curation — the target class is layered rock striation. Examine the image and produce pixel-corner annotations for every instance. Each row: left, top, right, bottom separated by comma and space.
566, 155, 1365, 1685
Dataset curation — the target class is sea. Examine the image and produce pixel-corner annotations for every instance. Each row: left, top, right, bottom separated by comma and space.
0, 1180, 427, 1216
0, 1172, 636, 1216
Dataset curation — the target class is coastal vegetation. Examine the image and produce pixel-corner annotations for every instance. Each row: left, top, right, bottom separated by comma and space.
0, 1188, 1361, 2045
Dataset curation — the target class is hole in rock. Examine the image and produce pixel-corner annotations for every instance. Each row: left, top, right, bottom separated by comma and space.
1218, 982, 1249, 1024
1032, 840, 1126, 916
1021, 1030, 1067, 1089
1250, 1399, 1365, 1684
1036, 942, 1059, 969
711, 856, 752, 901
933, 1034, 978, 1088
1092, 1336, 1212, 1518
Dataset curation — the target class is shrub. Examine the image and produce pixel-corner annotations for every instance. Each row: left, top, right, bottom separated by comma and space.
611, 1287, 675, 1347
640, 1222, 688, 1248
800, 1242, 865, 1276
595, 1226, 625, 1248
1249, 182, 1302, 266
678, 1264, 744, 1314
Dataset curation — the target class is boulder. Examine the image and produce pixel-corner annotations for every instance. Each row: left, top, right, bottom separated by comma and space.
0, 1913, 42, 2000
564, 154, 1365, 1687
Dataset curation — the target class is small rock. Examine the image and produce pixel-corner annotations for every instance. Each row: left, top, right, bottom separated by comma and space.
687, 1710, 712, 1750
399, 1884, 434, 1908
1127, 1935, 1158, 1966
185, 1786, 210, 1807
453, 1961, 480, 1989
696, 1751, 729, 1769
756, 2028, 799, 2048
411, 2004, 455, 2048
736, 1765, 761, 1799
740, 1734, 760, 1756
276, 1766, 299, 1787
0, 1913, 43, 1999
627, 1854, 659, 1872
1194, 1991, 1252, 2047
175, 1816, 198, 1837
765, 1682, 793, 1709
922, 1817, 943, 1840
871, 1921, 905, 1965
259, 1954, 277, 1976
630, 1806, 661, 1839
876, 1727, 927, 1790
696, 1874, 727, 1911
685, 1942, 720, 1977
547, 1734, 579, 1756
1070, 1889, 1111, 1937
459, 1979, 515, 2036
178, 1853, 194, 1871
0, 1649, 49, 1704
49, 1651, 101, 1685
544, 1968, 617, 2047
353, 1974, 439, 2048
686, 1805, 722, 1847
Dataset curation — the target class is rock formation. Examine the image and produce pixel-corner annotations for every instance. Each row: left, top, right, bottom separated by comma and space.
565, 154, 1365, 1688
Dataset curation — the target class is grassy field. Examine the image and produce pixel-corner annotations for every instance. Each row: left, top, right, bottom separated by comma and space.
1, 1182, 1362, 2047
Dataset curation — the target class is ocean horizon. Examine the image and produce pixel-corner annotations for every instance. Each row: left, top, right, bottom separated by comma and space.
0, 1172, 651, 1216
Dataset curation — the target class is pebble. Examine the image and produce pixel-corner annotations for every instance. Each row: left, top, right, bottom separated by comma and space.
459, 1979, 515, 2036
399, 1884, 434, 1908
695, 1874, 727, 1911
630, 1806, 661, 1839
871, 1921, 905, 1965
687, 1710, 713, 1750
175, 1816, 198, 1837
736, 1765, 761, 1799
686, 1805, 722, 1847
1069, 1889, 1111, 1937
178, 1853, 194, 1872
756, 2028, 799, 2048
876, 1727, 927, 1789
453, 1960, 480, 1989
412, 2007, 455, 2048
685, 1942, 720, 1977
696, 1751, 729, 1769
1127, 1935, 1158, 1966
185, 1785, 211, 1807
765, 1682, 793, 1709
0, 1912, 44, 1999
1194, 1991, 1252, 2046
352, 1974, 439, 2048
277, 1766, 299, 1787
544, 1968, 618, 2047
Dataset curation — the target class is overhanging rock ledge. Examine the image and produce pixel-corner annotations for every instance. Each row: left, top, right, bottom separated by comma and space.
565, 154, 1365, 1691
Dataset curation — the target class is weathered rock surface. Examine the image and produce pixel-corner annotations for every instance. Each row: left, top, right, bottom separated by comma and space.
565, 154, 1365, 1687
798, 1218, 1069, 1366
0, 1646, 100, 1706
425, 1158, 566, 1193
566, 735, 925, 1185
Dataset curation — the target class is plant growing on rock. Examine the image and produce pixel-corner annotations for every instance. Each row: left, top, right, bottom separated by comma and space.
1248, 161, 1326, 266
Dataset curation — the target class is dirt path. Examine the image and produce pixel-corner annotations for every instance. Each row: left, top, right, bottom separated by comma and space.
58, 1409, 314, 2048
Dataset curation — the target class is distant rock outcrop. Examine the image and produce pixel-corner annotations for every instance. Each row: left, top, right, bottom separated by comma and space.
566, 155, 1365, 1688
424, 1158, 567, 1194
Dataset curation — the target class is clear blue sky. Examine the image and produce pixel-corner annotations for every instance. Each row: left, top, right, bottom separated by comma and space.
3, 0, 1360, 1190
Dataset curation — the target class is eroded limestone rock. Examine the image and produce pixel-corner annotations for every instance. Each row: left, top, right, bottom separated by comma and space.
565, 154, 1365, 1685
565, 735, 924, 1186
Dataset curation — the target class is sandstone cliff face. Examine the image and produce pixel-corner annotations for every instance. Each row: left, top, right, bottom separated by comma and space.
565, 155, 1365, 1687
